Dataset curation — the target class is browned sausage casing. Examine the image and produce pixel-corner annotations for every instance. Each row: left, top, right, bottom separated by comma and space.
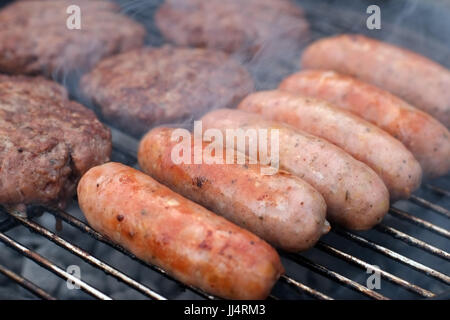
238, 90, 422, 200
77, 162, 283, 300
138, 127, 329, 252
301, 34, 450, 128
279, 70, 450, 178
201, 109, 390, 230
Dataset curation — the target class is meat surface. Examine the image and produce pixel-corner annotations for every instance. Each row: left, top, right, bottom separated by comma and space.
0, 75, 111, 208
280, 70, 450, 179
238, 90, 422, 200
155, 0, 309, 57
78, 162, 284, 300
0, 0, 145, 78
301, 34, 450, 128
201, 109, 390, 230
81, 46, 253, 137
138, 127, 329, 252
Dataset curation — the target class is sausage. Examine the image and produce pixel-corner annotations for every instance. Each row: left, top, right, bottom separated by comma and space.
77, 162, 283, 300
279, 70, 450, 179
300, 34, 450, 128
238, 90, 422, 200
201, 109, 390, 230
138, 127, 329, 252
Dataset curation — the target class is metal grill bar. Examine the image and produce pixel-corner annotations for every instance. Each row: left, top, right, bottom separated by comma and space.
389, 208, 450, 238
425, 184, 450, 197
334, 227, 450, 285
375, 224, 450, 260
45, 206, 334, 300
279, 275, 333, 300
1, 190, 449, 300
44, 206, 216, 300
315, 242, 435, 298
409, 195, 450, 218
8, 212, 166, 300
0, 264, 56, 300
283, 252, 389, 300
0, 231, 112, 300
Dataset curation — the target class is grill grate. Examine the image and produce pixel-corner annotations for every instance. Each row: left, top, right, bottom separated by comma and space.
0, 127, 448, 300
0, 0, 449, 301
0, 264, 55, 300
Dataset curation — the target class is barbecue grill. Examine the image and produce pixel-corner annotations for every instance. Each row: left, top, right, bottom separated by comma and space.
0, 0, 449, 300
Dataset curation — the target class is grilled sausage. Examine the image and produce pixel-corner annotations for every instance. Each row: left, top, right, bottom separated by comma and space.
201, 109, 390, 230
279, 70, 450, 178
77, 162, 283, 300
300, 34, 450, 128
138, 127, 329, 252
238, 90, 422, 200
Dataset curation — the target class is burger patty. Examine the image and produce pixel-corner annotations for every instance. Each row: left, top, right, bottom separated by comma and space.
0, 75, 112, 208
0, 0, 146, 78
155, 0, 309, 57
80, 46, 254, 137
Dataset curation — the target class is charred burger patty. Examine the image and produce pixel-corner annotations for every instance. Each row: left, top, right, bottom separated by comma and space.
155, 0, 309, 57
0, 75, 111, 208
80, 46, 254, 137
0, 0, 146, 77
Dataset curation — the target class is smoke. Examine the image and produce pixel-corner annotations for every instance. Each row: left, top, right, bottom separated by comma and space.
298, 0, 450, 67
389, 0, 419, 27
116, 0, 165, 47
1, 0, 449, 300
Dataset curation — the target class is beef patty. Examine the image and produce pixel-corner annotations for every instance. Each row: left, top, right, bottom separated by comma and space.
0, 75, 112, 208
155, 0, 309, 58
0, 0, 145, 78
80, 46, 254, 137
